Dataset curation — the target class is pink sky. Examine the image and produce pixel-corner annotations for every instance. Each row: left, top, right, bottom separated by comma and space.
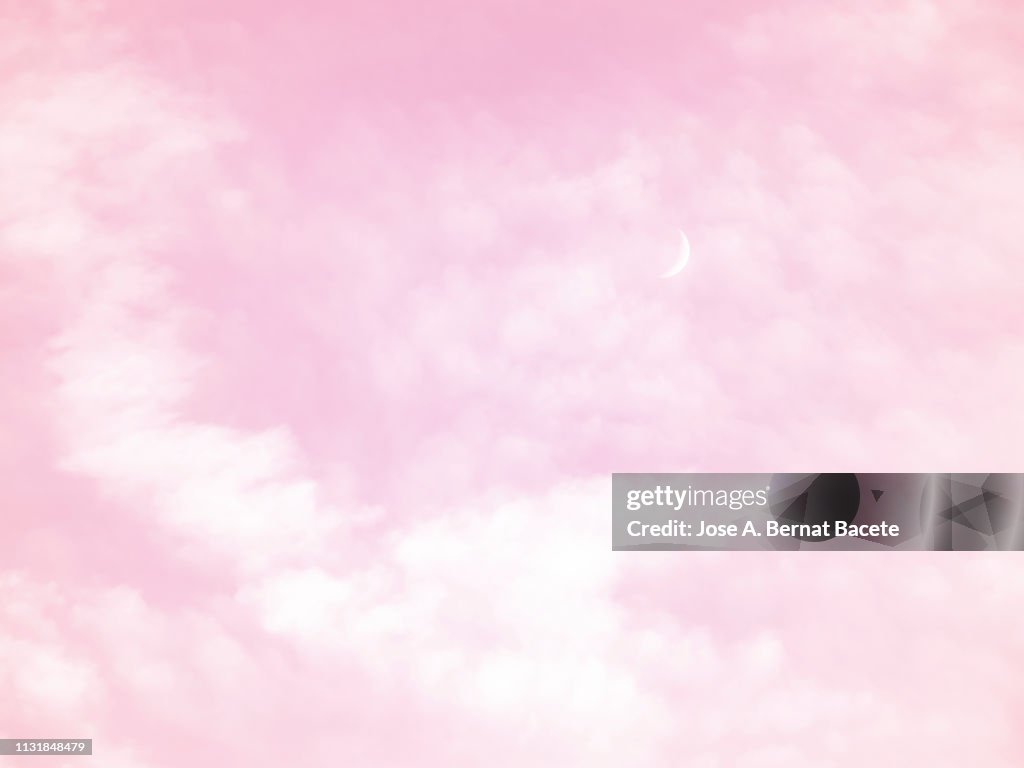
2, 1, 1024, 766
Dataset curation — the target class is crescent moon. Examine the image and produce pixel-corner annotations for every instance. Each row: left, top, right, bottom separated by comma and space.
660, 230, 691, 278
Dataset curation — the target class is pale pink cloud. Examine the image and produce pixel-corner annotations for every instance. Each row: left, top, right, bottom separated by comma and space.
2, 1, 1024, 766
